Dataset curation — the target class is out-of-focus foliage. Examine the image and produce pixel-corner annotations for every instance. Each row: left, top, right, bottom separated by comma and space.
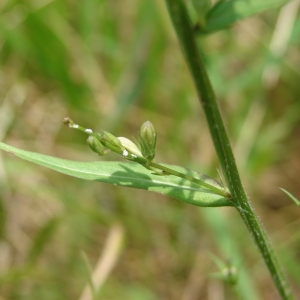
195, 0, 293, 34
0, 0, 300, 299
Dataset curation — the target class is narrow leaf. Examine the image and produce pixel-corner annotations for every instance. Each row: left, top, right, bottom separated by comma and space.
280, 188, 300, 207
0, 142, 232, 207
200, 0, 292, 34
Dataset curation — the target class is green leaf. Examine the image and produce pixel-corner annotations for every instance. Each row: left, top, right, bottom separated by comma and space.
0, 142, 232, 207
199, 0, 292, 34
280, 188, 300, 207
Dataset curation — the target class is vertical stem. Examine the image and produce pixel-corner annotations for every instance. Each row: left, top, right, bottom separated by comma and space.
164, 1, 294, 299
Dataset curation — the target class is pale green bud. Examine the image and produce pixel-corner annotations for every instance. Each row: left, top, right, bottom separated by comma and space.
138, 121, 156, 161
87, 136, 110, 156
222, 266, 238, 285
117, 137, 143, 158
100, 130, 125, 153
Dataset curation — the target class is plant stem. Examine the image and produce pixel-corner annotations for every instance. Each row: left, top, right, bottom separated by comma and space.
149, 161, 230, 198
164, 1, 294, 299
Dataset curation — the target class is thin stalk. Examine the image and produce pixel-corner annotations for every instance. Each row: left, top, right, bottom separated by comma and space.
164, 1, 294, 299
149, 161, 230, 198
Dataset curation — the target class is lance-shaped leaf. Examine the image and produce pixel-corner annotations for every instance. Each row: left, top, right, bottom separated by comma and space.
0, 142, 232, 207
199, 0, 292, 34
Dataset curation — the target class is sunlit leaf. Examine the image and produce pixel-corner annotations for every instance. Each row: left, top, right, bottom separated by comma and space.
0, 142, 232, 208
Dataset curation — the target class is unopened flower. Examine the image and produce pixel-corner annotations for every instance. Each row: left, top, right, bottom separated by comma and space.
138, 121, 157, 161
117, 137, 143, 158
87, 136, 110, 156
99, 130, 125, 153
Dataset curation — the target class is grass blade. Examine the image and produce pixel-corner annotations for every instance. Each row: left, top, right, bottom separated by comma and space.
280, 188, 300, 206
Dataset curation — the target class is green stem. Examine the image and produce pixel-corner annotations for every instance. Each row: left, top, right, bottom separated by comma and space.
164, 1, 294, 299
149, 161, 230, 198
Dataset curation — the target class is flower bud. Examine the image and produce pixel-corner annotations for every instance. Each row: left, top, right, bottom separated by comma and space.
222, 266, 238, 285
138, 121, 156, 161
100, 130, 125, 152
87, 136, 110, 156
117, 137, 143, 158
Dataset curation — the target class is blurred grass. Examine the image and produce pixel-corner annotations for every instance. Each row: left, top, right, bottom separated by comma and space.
0, 0, 300, 299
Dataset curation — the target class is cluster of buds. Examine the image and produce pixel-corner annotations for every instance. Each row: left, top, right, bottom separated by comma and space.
63, 118, 157, 166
